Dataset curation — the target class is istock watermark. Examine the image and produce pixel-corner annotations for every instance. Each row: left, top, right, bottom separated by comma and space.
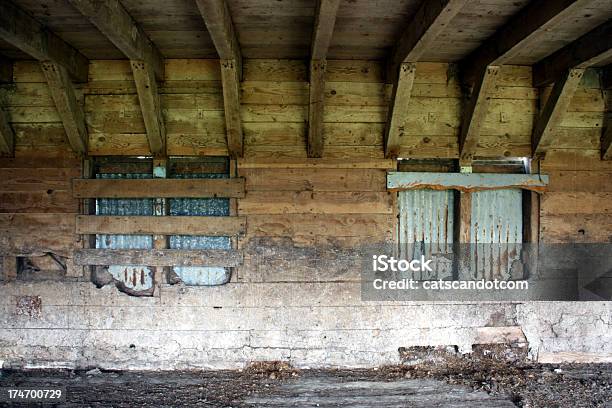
372, 255, 432, 272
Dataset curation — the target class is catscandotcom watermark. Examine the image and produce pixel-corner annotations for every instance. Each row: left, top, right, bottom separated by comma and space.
372, 278, 528, 291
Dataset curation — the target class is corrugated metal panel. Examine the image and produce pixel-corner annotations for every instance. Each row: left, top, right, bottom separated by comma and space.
169, 171, 231, 286
398, 189, 454, 280
95, 172, 154, 291
470, 189, 523, 280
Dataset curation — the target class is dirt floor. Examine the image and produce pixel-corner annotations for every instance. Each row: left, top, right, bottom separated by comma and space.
1, 358, 611, 407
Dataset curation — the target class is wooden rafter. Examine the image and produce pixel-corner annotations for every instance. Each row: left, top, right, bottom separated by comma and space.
41, 62, 88, 154
0, 0, 88, 82
533, 20, 612, 87
195, 0, 244, 158
387, 0, 468, 81
532, 68, 584, 157
69, 0, 166, 156
384, 63, 417, 158
308, 0, 340, 158
460, 0, 592, 85
459, 65, 500, 163
383, 0, 466, 158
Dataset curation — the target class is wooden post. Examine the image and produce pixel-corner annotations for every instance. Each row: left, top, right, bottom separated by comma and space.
308, 59, 326, 158
153, 158, 168, 288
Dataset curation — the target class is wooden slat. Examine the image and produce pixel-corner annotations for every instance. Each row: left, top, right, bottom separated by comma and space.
0, 102, 14, 156
72, 178, 245, 198
76, 215, 246, 236
311, 0, 341, 60
308, 59, 326, 158
387, 172, 549, 193
73, 249, 243, 267
460, 0, 591, 85
388, 0, 467, 80
131, 61, 166, 155
459, 65, 500, 162
533, 20, 612, 87
0, 1, 88, 82
40, 62, 87, 154
68, 0, 163, 79
532, 69, 584, 156
221, 59, 243, 158
384, 62, 416, 158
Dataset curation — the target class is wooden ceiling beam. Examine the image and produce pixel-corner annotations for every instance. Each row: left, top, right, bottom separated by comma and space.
533, 19, 612, 87
532, 68, 584, 157
41, 62, 88, 154
308, 0, 340, 158
459, 65, 500, 163
0, 0, 88, 82
387, 0, 468, 82
0, 103, 15, 156
69, 0, 166, 156
460, 0, 592, 86
384, 63, 417, 158
195, 0, 243, 158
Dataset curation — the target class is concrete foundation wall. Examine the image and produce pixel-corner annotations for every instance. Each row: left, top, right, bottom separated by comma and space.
1, 281, 610, 370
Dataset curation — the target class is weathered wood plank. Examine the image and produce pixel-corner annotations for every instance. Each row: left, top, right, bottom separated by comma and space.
460, 0, 591, 85
308, 59, 326, 157
385, 63, 416, 158
533, 20, 612, 87
238, 158, 395, 169
195, 0, 241, 70
72, 178, 245, 198
532, 69, 584, 157
221, 59, 243, 158
459, 65, 500, 163
76, 215, 246, 236
0, 213, 77, 256
40, 62, 88, 154
0, 1, 88, 82
388, 0, 467, 80
387, 172, 549, 193
68, 0, 163, 79
73, 249, 243, 267
311, 0, 340, 60
131, 60, 166, 156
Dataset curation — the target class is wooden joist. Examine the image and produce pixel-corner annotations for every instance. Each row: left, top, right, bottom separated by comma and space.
532, 69, 584, 157
0, 1, 88, 82
40, 62, 87, 154
76, 215, 246, 236
68, 0, 166, 156
0, 102, 14, 156
72, 178, 246, 198
533, 20, 612, 87
195, 0, 244, 158
459, 65, 500, 163
73, 249, 243, 267
307, 0, 340, 158
387, 0, 467, 81
387, 172, 549, 193
384, 63, 417, 158
460, 0, 591, 85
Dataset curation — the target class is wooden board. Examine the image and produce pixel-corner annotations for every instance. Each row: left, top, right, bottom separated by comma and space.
73, 178, 245, 198
73, 249, 243, 267
387, 172, 549, 193
76, 215, 246, 236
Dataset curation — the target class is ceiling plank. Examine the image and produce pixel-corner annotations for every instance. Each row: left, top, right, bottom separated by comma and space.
532, 69, 584, 156
41, 62, 88, 154
460, 0, 591, 85
131, 61, 165, 156
0, 0, 88, 82
459, 65, 500, 163
387, 0, 468, 81
68, 0, 164, 80
221, 59, 243, 158
533, 19, 612, 87
195, 0, 243, 158
308, 0, 340, 158
385, 63, 417, 158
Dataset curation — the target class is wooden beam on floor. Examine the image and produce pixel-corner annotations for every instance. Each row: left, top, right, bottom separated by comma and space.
195, 0, 244, 158
460, 0, 591, 86
533, 20, 612, 87
459, 65, 500, 163
68, 0, 166, 155
387, 0, 467, 81
307, 0, 340, 158
532, 69, 584, 157
40, 62, 87, 154
0, 1, 88, 82
384, 63, 417, 158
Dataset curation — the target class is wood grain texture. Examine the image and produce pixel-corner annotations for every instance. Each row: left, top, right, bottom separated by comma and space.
76, 215, 246, 235
220, 59, 243, 158
308, 59, 326, 157
385, 63, 416, 158
131, 60, 166, 156
74, 249, 243, 267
